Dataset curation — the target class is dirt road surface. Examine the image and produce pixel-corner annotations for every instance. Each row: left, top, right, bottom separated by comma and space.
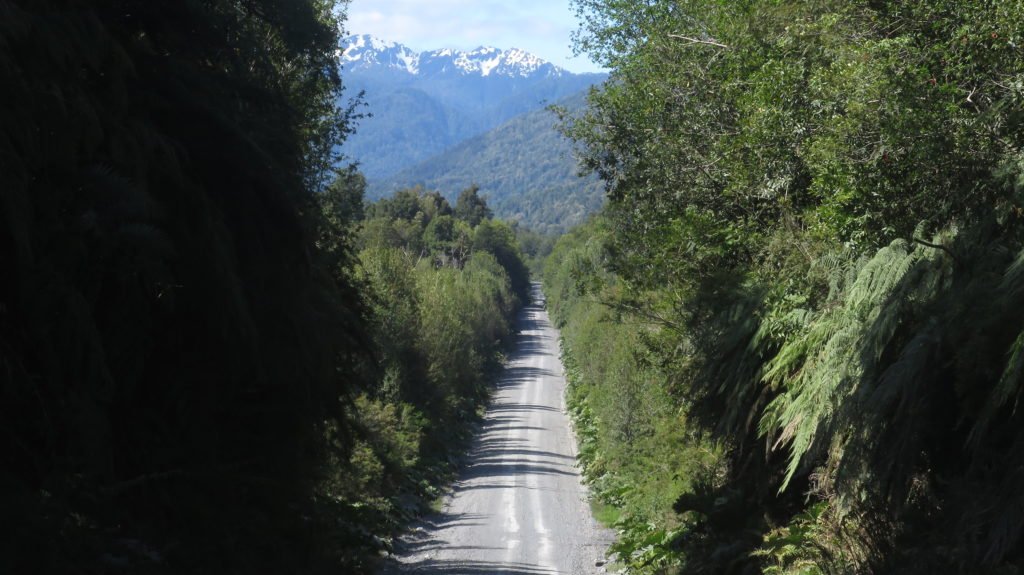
380, 284, 612, 574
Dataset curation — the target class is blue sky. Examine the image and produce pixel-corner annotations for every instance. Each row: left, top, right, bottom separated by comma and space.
344, 0, 603, 74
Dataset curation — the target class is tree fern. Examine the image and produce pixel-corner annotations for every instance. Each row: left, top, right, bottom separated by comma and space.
760, 238, 947, 491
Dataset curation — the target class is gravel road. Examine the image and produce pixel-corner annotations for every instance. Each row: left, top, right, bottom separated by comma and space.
380, 284, 613, 574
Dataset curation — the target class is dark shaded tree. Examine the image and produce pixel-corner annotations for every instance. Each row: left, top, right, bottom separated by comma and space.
0, 1, 370, 572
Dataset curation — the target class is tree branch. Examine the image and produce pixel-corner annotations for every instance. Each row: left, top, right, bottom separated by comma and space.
913, 238, 958, 264
668, 34, 729, 49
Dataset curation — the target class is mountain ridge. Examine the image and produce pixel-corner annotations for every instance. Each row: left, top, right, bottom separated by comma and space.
339, 36, 604, 182
341, 34, 564, 79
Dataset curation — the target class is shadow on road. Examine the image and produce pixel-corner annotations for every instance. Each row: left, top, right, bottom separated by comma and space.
388, 560, 561, 574
381, 293, 588, 574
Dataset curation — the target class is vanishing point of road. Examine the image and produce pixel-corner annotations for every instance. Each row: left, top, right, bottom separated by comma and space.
381, 284, 612, 574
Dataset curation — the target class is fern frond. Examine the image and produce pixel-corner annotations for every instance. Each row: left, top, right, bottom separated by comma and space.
758, 238, 949, 492
834, 320, 940, 508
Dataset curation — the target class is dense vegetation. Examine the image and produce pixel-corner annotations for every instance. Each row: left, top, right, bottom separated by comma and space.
370, 93, 606, 234
335, 183, 532, 570
547, 0, 1024, 573
0, 1, 528, 573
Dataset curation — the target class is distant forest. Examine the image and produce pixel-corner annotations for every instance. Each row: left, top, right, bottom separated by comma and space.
370, 93, 605, 235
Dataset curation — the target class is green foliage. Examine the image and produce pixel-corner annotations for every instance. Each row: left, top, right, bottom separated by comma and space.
473, 219, 532, 302
326, 186, 530, 568
544, 218, 725, 574
359, 246, 429, 405
754, 502, 830, 575
455, 184, 494, 227
760, 238, 948, 491
515, 226, 558, 276
358, 185, 532, 302
553, 0, 1024, 572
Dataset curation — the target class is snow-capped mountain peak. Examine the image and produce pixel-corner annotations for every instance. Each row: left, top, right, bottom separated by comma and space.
341, 34, 420, 74
341, 35, 564, 79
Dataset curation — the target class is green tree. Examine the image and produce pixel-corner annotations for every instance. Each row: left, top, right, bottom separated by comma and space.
419, 190, 455, 221
474, 219, 532, 302
358, 247, 431, 407
454, 184, 493, 226
556, 0, 1024, 572
370, 186, 427, 222
424, 214, 473, 266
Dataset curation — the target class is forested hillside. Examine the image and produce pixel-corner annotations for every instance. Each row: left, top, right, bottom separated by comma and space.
339, 35, 605, 180
371, 93, 604, 234
0, 2, 529, 573
548, 0, 1024, 573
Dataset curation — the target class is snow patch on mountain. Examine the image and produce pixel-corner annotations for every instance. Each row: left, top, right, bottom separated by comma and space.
341, 35, 564, 79
342, 34, 420, 74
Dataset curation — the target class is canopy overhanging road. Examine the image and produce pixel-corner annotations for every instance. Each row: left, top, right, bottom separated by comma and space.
382, 284, 612, 575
